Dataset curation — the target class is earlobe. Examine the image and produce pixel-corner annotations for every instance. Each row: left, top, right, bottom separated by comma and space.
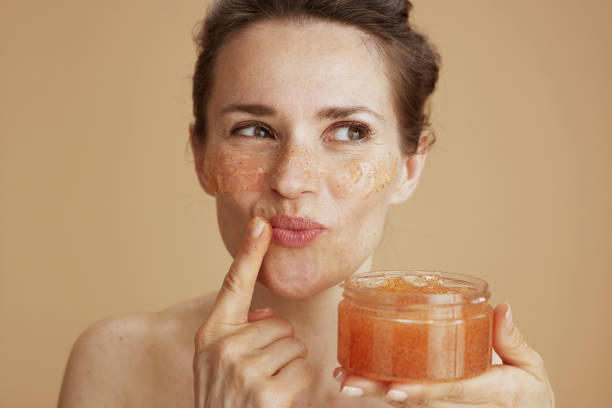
189, 122, 216, 197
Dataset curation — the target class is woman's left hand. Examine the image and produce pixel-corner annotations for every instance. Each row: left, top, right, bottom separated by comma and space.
332, 303, 555, 407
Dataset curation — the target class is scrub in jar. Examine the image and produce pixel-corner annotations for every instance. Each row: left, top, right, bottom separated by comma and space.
337, 271, 493, 382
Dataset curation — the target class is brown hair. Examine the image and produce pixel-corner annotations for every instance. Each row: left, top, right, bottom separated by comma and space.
192, 0, 440, 155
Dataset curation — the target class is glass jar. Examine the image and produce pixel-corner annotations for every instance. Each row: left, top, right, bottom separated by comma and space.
337, 270, 493, 382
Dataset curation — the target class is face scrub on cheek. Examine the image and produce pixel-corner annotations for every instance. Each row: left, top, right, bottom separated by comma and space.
338, 271, 493, 382
204, 149, 269, 193
204, 145, 399, 199
333, 154, 398, 199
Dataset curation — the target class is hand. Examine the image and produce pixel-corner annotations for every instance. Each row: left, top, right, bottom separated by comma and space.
333, 303, 555, 407
193, 216, 313, 408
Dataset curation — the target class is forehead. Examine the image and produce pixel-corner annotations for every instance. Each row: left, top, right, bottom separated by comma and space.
208, 19, 394, 120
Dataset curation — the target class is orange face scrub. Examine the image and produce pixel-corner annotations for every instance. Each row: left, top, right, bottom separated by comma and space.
337, 271, 493, 382
203, 147, 398, 199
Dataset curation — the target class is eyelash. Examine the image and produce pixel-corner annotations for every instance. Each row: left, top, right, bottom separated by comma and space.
229, 120, 376, 145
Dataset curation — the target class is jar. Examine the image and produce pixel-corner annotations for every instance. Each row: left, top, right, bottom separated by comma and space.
337, 270, 493, 382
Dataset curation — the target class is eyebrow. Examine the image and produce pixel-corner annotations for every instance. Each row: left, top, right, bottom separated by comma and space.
218, 103, 385, 123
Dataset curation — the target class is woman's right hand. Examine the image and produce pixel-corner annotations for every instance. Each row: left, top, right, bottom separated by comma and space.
193, 216, 313, 408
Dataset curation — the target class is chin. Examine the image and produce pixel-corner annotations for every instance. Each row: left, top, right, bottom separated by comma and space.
257, 253, 334, 299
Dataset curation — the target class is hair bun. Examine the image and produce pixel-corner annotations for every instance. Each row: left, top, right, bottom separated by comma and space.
389, 0, 412, 27
399, 0, 413, 23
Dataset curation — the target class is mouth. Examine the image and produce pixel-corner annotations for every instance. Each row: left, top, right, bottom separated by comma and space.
268, 215, 327, 248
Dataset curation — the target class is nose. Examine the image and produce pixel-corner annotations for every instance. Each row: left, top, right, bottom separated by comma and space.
268, 145, 321, 199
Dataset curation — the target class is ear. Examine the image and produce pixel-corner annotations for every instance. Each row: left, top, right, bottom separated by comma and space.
389, 134, 429, 205
189, 122, 216, 197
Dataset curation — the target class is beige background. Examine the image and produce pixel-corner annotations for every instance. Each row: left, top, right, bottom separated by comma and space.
1, 0, 610, 406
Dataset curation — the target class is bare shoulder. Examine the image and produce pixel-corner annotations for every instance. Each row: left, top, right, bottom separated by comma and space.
58, 293, 218, 408
57, 311, 156, 407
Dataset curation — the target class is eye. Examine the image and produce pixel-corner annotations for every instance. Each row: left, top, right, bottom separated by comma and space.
232, 124, 274, 139
329, 122, 372, 143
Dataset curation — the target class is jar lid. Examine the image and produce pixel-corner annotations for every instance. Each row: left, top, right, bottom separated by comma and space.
341, 270, 490, 308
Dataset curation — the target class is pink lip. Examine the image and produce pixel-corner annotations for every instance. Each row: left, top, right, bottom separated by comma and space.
268, 215, 327, 248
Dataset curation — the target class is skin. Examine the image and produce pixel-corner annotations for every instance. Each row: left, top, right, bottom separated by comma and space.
193, 19, 416, 301
57, 19, 554, 408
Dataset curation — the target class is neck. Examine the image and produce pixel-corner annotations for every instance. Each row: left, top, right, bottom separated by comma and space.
250, 255, 373, 333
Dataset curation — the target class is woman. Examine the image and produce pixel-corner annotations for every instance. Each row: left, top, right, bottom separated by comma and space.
58, 0, 554, 406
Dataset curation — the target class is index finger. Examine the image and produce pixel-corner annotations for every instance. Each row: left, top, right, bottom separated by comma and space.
208, 216, 272, 326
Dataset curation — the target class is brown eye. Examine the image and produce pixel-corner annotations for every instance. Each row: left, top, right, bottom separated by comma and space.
253, 126, 270, 138
234, 125, 273, 139
348, 126, 364, 140
331, 124, 369, 142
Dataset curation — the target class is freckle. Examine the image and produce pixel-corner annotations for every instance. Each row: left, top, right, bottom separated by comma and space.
118, 336, 124, 341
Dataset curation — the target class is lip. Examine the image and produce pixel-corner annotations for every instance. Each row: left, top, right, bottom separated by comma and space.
268, 215, 327, 248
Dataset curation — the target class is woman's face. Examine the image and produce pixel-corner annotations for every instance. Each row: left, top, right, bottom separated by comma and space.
192, 20, 425, 299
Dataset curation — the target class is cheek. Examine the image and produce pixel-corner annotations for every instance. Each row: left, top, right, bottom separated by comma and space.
328, 153, 398, 199
204, 149, 269, 193
205, 147, 399, 200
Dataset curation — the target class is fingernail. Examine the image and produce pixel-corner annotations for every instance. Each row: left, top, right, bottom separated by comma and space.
386, 389, 408, 401
253, 307, 271, 313
249, 217, 265, 238
333, 370, 346, 383
341, 385, 363, 397
505, 302, 513, 332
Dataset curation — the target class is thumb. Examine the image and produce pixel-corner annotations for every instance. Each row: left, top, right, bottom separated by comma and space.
208, 216, 272, 326
493, 303, 547, 381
